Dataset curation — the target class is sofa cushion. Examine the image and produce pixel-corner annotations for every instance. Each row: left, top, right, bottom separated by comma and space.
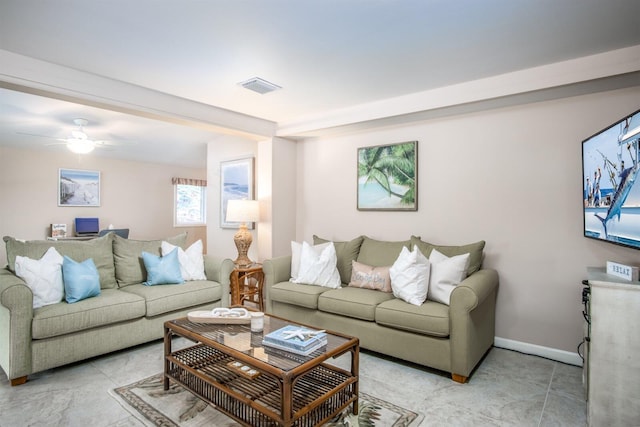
113, 233, 187, 287
375, 298, 450, 337
161, 240, 206, 281
62, 256, 101, 303
293, 242, 341, 288
4, 234, 117, 289
31, 288, 146, 339
15, 247, 64, 308
142, 248, 184, 286
313, 235, 364, 284
411, 236, 485, 275
389, 246, 430, 306
348, 260, 391, 292
356, 236, 412, 267
290, 241, 332, 282
270, 281, 329, 309
318, 287, 395, 321
119, 280, 221, 317
428, 249, 470, 305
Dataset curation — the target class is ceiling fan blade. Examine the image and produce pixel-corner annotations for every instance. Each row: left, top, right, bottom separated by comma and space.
16, 131, 65, 141
90, 142, 115, 151
95, 139, 134, 147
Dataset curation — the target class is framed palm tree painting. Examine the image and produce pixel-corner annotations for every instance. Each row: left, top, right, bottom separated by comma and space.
357, 141, 417, 211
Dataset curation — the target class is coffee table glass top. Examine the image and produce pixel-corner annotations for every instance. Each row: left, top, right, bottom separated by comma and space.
168, 314, 354, 372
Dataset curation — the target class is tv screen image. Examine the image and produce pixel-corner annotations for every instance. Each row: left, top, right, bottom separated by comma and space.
583, 108, 640, 249
75, 217, 99, 236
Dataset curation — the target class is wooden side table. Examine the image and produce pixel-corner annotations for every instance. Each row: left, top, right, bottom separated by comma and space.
230, 263, 265, 311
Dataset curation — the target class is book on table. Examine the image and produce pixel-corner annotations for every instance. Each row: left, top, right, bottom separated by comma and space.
262, 325, 327, 355
51, 223, 67, 238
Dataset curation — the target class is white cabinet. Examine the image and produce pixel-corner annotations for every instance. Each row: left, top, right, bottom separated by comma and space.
586, 268, 640, 426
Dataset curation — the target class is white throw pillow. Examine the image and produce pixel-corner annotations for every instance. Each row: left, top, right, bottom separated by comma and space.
161, 240, 206, 281
290, 241, 332, 281
15, 247, 64, 308
389, 246, 430, 306
428, 249, 470, 305
292, 241, 341, 288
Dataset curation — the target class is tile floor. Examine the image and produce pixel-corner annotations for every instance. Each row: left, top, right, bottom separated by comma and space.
0, 340, 586, 426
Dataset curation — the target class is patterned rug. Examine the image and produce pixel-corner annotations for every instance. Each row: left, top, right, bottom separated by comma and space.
110, 373, 422, 427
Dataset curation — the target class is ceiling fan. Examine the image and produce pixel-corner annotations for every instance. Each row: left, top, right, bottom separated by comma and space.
18, 118, 112, 154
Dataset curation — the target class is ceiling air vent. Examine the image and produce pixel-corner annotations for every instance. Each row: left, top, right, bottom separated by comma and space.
239, 77, 281, 94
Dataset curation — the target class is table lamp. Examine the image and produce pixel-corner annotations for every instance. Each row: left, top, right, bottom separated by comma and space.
226, 199, 260, 267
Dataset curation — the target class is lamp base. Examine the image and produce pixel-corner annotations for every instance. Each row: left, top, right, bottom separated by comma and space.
233, 223, 253, 267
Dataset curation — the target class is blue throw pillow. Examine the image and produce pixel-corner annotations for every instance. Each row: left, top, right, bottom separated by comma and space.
62, 256, 101, 303
142, 247, 184, 286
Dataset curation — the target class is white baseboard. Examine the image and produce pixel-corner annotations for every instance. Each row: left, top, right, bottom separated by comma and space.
494, 337, 583, 367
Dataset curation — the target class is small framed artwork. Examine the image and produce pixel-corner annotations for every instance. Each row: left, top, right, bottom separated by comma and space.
220, 156, 255, 228
357, 141, 418, 211
58, 168, 101, 207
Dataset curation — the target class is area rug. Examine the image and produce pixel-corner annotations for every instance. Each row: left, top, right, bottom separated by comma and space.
110, 373, 422, 427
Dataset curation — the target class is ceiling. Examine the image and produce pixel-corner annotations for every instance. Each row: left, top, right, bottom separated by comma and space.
1, 0, 640, 168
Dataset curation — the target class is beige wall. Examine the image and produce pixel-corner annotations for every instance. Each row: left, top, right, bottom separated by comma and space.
0, 146, 206, 264
290, 86, 640, 355
206, 137, 258, 262
257, 137, 297, 260
205, 136, 297, 264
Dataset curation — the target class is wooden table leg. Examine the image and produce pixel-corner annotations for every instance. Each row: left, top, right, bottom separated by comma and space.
352, 345, 359, 415
230, 270, 240, 306
163, 325, 171, 390
282, 376, 293, 426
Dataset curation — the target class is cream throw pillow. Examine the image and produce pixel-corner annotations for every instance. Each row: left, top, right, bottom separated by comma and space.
428, 249, 470, 305
15, 246, 64, 308
292, 241, 341, 288
389, 246, 430, 306
161, 240, 206, 281
290, 241, 331, 281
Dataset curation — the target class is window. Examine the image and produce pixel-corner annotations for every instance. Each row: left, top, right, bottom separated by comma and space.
173, 178, 207, 226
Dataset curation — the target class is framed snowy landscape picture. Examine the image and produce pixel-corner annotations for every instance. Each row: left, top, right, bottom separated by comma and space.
58, 168, 101, 207
357, 141, 417, 211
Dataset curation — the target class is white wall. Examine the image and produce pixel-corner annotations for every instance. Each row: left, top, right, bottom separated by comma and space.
0, 146, 206, 264
291, 86, 640, 353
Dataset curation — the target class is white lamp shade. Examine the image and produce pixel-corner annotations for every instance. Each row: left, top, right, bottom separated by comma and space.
226, 199, 259, 223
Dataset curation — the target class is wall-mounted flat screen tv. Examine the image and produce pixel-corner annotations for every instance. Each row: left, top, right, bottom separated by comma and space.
583, 108, 640, 249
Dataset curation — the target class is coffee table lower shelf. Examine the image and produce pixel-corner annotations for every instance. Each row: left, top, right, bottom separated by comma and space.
165, 343, 357, 427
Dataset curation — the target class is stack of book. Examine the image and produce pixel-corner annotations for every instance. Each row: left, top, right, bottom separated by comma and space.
262, 325, 327, 355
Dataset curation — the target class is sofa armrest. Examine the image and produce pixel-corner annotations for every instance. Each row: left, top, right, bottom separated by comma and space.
450, 268, 498, 312
449, 268, 499, 379
0, 268, 34, 381
262, 255, 292, 314
204, 255, 235, 307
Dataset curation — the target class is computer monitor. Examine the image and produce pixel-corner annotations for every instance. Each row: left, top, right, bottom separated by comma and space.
98, 228, 129, 239
75, 218, 99, 236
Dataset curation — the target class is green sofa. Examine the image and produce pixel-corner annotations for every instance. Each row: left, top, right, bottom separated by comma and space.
0, 233, 234, 386
263, 235, 499, 383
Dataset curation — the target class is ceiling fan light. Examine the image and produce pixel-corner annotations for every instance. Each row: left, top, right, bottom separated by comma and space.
71, 130, 88, 139
67, 139, 95, 154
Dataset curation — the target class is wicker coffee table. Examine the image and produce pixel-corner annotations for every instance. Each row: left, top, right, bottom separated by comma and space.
163, 313, 359, 427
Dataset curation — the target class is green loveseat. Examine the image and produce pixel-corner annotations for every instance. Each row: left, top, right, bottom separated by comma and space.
0, 233, 234, 386
263, 235, 499, 383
